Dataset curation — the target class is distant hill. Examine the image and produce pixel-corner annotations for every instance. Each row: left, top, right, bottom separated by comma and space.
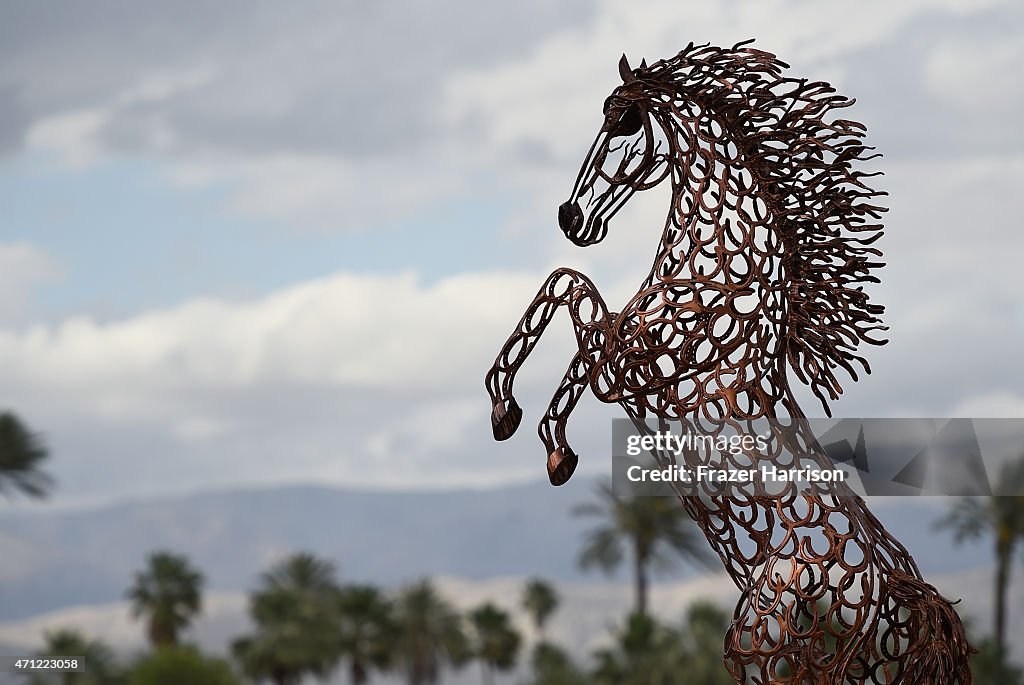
0, 479, 601, 621
0, 480, 988, 621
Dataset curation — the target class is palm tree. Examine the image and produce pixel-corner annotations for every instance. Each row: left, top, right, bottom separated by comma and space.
591, 612, 683, 685
232, 633, 306, 685
336, 584, 396, 685
258, 552, 339, 598
574, 480, 711, 615
392, 579, 469, 685
935, 456, 1024, 652
521, 578, 559, 641
233, 552, 342, 684
525, 642, 587, 685
129, 645, 238, 685
0, 411, 52, 500
126, 551, 204, 648
468, 603, 521, 685
676, 601, 734, 685
29, 628, 121, 685
970, 638, 1024, 685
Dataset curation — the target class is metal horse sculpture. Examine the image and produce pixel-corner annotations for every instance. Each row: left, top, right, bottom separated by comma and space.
485, 42, 972, 683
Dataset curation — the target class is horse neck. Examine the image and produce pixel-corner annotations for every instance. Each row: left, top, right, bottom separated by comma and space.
642, 174, 693, 285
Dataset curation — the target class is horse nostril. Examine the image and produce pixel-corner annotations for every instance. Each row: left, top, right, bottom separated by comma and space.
558, 201, 583, 235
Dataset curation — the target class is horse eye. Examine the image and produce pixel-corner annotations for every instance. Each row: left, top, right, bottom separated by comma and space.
610, 105, 643, 137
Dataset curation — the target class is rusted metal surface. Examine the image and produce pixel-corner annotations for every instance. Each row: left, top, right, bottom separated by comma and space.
485, 41, 972, 683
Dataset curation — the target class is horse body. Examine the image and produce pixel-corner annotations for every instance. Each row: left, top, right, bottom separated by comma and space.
485, 42, 972, 683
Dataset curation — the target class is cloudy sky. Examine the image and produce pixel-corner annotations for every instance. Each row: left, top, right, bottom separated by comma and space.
1, 0, 1022, 507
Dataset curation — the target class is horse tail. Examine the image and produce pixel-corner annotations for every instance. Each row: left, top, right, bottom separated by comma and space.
879, 570, 974, 684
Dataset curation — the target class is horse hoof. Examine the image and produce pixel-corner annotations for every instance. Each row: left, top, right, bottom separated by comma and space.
547, 447, 578, 486
491, 398, 522, 441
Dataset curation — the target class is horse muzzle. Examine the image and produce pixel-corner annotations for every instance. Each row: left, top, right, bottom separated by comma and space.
559, 200, 605, 246
558, 200, 583, 234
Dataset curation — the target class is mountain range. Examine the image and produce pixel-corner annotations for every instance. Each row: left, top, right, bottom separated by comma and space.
0, 480, 990, 621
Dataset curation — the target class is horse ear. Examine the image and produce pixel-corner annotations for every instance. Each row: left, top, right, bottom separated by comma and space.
618, 54, 636, 83
640, 58, 648, 69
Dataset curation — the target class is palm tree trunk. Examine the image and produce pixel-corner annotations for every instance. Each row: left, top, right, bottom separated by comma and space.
149, 616, 176, 649
352, 660, 368, 685
634, 541, 648, 616
994, 540, 1012, 652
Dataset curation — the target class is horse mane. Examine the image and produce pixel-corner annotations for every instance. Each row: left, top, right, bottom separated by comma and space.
637, 40, 888, 415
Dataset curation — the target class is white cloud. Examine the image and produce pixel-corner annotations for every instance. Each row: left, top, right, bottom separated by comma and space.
443, 0, 1006, 168
926, 36, 1024, 109
15, 1, 1015, 228
165, 149, 470, 230
25, 64, 217, 167
0, 268, 595, 498
0, 269, 547, 395
25, 108, 110, 167
949, 392, 1024, 418
0, 243, 61, 322
5, 1, 601, 228
171, 416, 233, 443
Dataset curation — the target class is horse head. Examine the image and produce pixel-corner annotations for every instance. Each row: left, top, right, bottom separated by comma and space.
558, 54, 672, 247
560, 44, 889, 417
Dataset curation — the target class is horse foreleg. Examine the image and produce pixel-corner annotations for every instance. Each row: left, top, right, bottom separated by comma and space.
537, 352, 589, 485
485, 268, 610, 441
